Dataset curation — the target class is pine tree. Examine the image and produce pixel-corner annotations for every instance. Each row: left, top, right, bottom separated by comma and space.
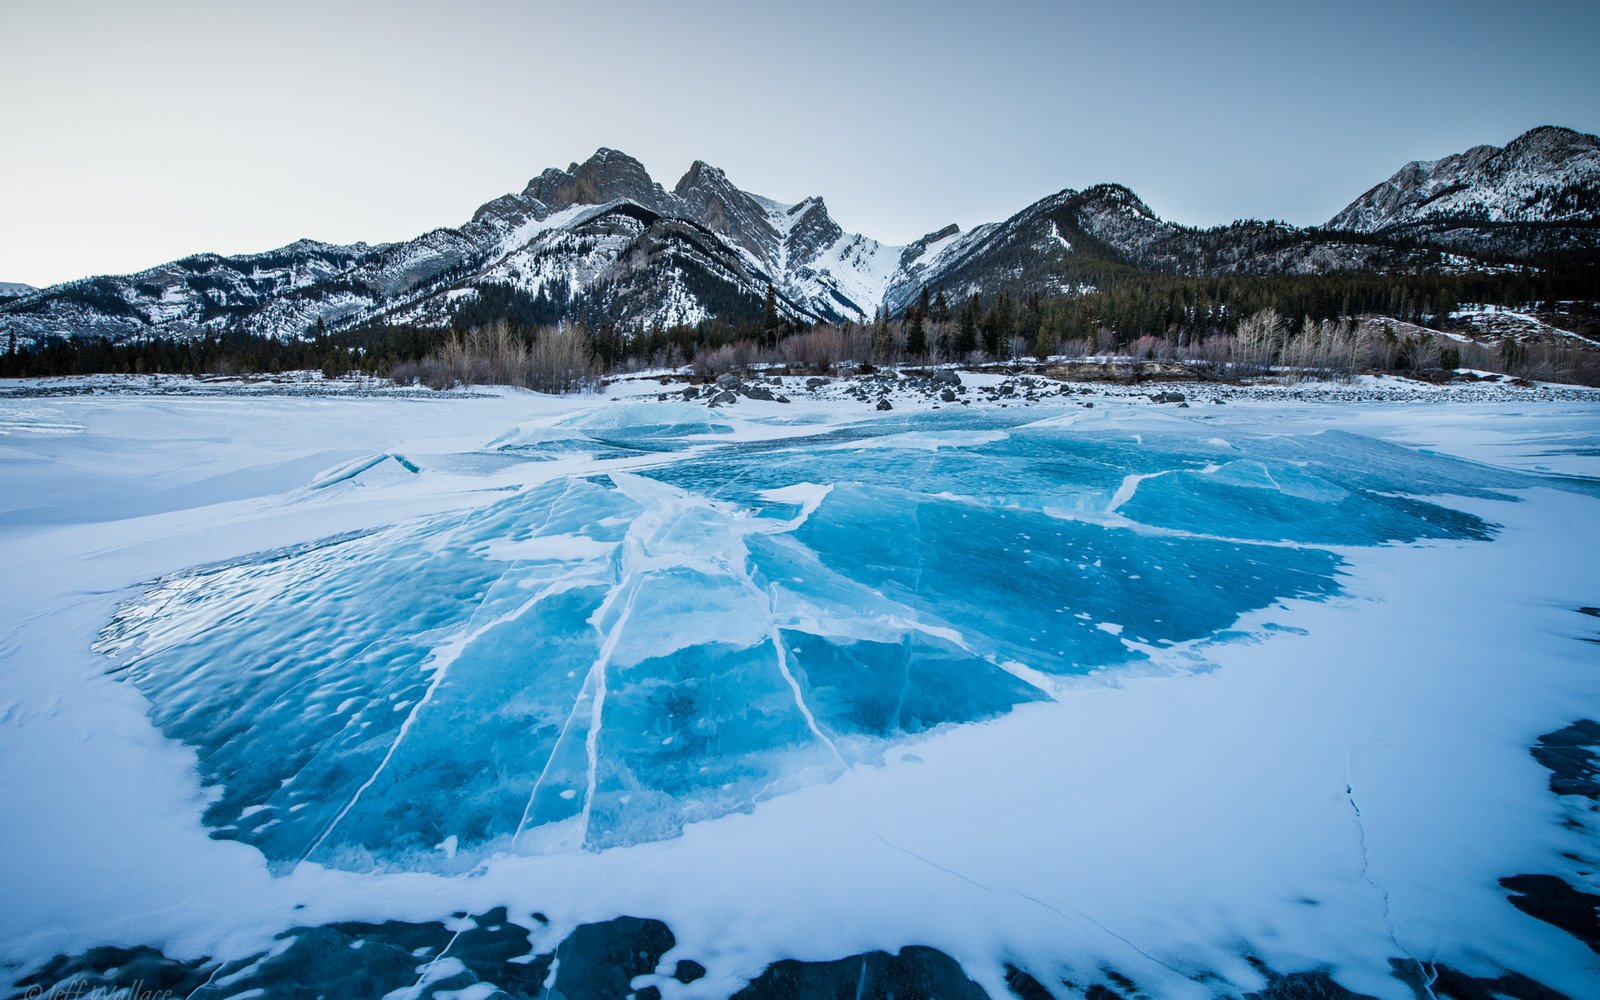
1031, 321, 1055, 362
955, 294, 980, 357
982, 290, 1015, 357
906, 304, 927, 359
1023, 291, 1043, 340
872, 306, 894, 363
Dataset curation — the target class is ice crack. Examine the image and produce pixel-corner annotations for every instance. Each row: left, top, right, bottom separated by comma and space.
873, 832, 1189, 980
576, 571, 643, 848
746, 574, 849, 770
296, 572, 574, 867
1345, 757, 1437, 997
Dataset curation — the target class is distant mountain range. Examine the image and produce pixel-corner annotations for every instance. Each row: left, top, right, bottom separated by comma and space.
4, 126, 1596, 346
1328, 125, 1600, 257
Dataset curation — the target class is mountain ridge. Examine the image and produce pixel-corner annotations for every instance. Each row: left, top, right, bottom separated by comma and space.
4, 126, 1596, 348
1324, 125, 1600, 260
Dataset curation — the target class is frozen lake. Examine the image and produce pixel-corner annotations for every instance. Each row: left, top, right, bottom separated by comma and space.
2, 377, 1598, 998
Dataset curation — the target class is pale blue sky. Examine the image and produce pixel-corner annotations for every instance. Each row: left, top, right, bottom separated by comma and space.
3, 0, 1597, 286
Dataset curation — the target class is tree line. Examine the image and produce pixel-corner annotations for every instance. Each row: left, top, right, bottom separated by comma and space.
3, 262, 1595, 385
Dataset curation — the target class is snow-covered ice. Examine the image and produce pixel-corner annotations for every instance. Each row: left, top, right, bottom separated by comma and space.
2, 378, 1598, 997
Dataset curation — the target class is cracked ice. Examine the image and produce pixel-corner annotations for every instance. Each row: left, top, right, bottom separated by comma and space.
94, 408, 1534, 872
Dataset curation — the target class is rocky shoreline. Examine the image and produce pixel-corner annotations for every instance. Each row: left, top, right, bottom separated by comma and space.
5, 363, 1600, 406
637, 364, 1600, 410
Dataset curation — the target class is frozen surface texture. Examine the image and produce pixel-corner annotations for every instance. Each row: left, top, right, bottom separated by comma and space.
96, 408, 1526, 871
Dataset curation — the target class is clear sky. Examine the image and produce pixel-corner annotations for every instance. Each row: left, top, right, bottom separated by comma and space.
3, 0, 1597, 287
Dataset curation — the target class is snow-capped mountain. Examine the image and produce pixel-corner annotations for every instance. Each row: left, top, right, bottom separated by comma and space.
0, 282, 34, 299
3, 127, 1595, 347
0, 149, 904, 346
1325, 125, 1600, 259
881, 183, 1493, 314
455, 149, 905, 325
0, 241, 379, 344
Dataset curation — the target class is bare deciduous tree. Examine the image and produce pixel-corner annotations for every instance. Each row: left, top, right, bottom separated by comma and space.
391, 320, 600, 393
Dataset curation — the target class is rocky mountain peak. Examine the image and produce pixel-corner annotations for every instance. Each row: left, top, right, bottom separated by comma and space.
1509, 125, 1596, 157
1493, 125, 1600, 178
1327, 125, 1600, 233
781, 197, 844, 270
522, 147, 674, 216
1077, 184, 1156, 219
672, 159, 732, 195
671, 160, 780, 261
896, 224, 961, 271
